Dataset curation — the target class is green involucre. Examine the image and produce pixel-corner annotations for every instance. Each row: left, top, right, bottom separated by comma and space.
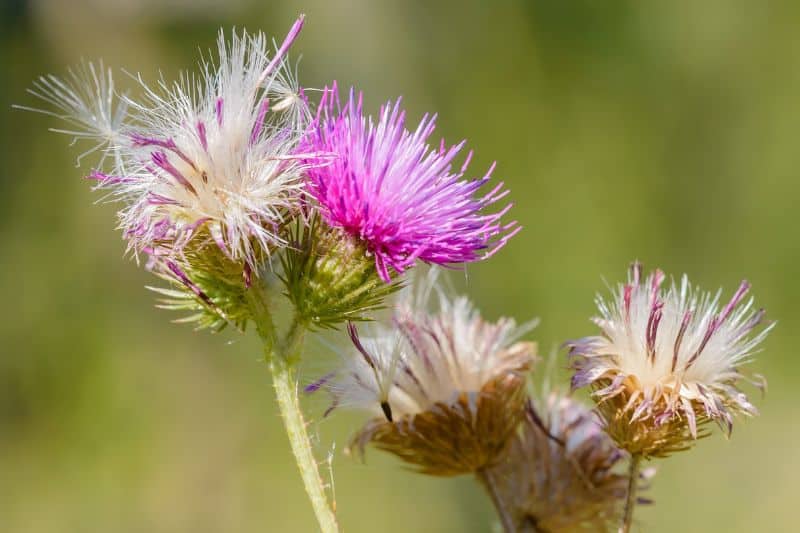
280, 217, 402, 330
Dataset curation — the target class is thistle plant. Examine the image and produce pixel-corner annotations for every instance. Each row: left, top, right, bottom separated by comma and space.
21, 13, 773, 533
19, 14, 519, 532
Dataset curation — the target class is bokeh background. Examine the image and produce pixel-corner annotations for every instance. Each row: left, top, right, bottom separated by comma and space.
2, 1, 798, 531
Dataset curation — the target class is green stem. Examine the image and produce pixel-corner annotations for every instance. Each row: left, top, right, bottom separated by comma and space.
478, 468, 516, 533
270, 342, 338, 532
620, 454, 641, 533
247, 287, 338, 533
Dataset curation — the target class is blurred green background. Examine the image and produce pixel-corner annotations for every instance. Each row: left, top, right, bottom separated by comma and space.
1, 1, 798, 531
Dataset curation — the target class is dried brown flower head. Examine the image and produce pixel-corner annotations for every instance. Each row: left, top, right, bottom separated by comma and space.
350, 362, 530, 476
566, 263, 772, 458
488, 393, 652, 532
308, 269, 536, 476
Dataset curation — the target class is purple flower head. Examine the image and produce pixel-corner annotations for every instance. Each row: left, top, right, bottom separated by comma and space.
299, 84, 520, 281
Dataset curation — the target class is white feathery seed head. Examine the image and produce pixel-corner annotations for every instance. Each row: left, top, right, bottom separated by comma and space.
310, 268, 537, 421
567, 262, 773, 454
307, 268, 537, 476
20, 17, 311, 271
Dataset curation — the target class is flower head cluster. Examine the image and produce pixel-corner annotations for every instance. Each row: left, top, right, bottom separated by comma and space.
308, 270, 536, 475
566, 263, 773, 457
489, 393, 649, 532
29, 15, 789, 533
298, 85, 519, 281
25, 18, 310, 273
24, 17, 525, 332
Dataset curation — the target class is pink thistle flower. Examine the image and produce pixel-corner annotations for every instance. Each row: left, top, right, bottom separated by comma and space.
299, 84, 520, 282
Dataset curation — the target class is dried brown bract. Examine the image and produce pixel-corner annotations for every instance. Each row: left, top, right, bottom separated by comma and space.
488, 393, 651, 532
350, 369, 529, 476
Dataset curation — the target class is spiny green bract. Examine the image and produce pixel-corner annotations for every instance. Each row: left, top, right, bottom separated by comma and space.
280, 217, 402, 330
148, 234, 259, 332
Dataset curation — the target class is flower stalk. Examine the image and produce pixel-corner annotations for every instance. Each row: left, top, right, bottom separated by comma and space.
247, 285, 338, 533
478, 468, 517, 533
269, 345, 338, 533
620, 454, 641, 533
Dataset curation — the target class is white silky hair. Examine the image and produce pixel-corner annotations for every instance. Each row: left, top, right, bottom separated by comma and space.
594, 274, 772, 390
19, 25, 311, 267
325, 268, 537, 419
570, 266, 773, 437
16, 60, 128, 168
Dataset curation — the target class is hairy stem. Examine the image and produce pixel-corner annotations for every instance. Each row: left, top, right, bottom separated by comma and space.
620, 454, 641, 533
270, 340, 338, 532
478, 468, 516, 533
247, 287, 338, 533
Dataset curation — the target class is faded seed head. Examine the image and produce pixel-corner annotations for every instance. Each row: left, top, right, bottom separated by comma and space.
350, 369, 529, 476
566, 262, 773, 457
488, 393, 652, 532
21, 17, 311, 272
309, 269, 537, 475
